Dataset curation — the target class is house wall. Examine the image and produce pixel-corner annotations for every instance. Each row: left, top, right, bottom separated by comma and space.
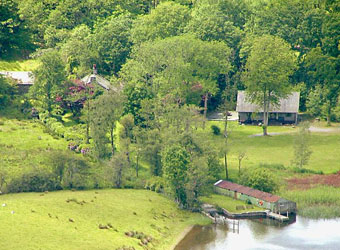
238, 112, 297, 124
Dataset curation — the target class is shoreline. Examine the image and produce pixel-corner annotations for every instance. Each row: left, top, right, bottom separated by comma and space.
170, 225, 195, 250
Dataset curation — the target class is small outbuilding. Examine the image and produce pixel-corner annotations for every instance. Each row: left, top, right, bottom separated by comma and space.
0, 71, 34, 94
236, 91, 300, 125
214, 180, 296, 214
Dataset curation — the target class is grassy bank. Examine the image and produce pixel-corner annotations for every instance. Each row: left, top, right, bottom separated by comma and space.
0, 189, 210, 250
200, 194, 264, 213
0, 118, 68, 178
0, 59, 40, 71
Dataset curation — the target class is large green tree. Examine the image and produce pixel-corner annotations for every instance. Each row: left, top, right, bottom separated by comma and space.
130, 1, 190, 45
121, 35, 231, 121
31, 50, 67, 115
162, 144, 190, 207
305, 47, 340, 124
242, 35, 297, 135
90, 90, 125, 158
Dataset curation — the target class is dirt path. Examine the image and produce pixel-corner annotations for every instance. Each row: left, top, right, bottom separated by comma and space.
250, 126, 340, 137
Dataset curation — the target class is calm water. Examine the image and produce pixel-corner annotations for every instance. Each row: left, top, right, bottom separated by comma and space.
175, 216, 340, 250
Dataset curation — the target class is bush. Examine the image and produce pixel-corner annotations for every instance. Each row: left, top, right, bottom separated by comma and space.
7, 169, 60, 193
211, 125, 221, 135
145, 176, 165, 193
259, 163, 286, 170
239, 168, 278, 193
291, 167, 323, 175
48, 150, 92, 190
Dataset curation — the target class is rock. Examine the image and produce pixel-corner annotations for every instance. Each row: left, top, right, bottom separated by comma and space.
11, 211, 15, 214
141, 239, 148, 245
2, 203, 6, 207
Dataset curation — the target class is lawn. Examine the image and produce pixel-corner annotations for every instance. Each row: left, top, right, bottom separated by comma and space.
0, 189, 209, 250
200, 194, 264, 213
0, 59, 40, 71
203, 121, 340, 175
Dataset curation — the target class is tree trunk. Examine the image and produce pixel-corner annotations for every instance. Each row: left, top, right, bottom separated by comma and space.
110, 127, 114, 156
224, 152, 228, 180
263, 93, 268, 136
136, 152, 139, 178
327, 104, 331, 126
203, 92, 208, 129
86, 88, 90, 144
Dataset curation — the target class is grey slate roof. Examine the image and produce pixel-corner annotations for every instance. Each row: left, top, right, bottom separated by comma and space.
236, 91, 300, 113
0, 71, 34, 85
81, 74, 121, 92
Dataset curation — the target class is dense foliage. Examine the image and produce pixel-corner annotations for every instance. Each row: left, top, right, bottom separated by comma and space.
1, 0, 339, 210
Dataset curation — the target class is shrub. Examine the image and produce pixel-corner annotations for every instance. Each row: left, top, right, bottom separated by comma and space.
291, 167, 323, 175
48, 150, 92, 190
7, 169, 60, 193
239, 168, 278, 193
259, 163, 286, 170
145, 176, 165, 193
211, 125, 221, 135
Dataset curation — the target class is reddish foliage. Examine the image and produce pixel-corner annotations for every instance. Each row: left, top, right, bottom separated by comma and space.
287, 171, 340, 190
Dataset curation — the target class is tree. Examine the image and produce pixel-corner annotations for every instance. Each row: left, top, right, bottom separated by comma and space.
0, 76, 17, 109
105, 152, 129, 188
305, 47, 340, 125
91, 90, 125, 158
30, 50, 67, 115
162, 144, 189, 206
93, 14, 133, 75
185, 1, 242, 49
237, 151, 246, 176
0, 0, 32, 57
119, 114, 135, 165
292, 122, 312, 168
242, 35, 297, 135
121, 35, 231, 123
60, 25, 98, 77
130, 2, 190, 45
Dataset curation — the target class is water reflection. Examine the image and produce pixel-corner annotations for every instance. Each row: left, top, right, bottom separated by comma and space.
175, 216, 340, 250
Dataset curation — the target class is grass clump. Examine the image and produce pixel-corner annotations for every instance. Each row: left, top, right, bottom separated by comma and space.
282, 185, 340, 219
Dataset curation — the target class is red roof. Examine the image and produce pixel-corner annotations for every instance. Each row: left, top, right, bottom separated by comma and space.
214, 180, 281, 203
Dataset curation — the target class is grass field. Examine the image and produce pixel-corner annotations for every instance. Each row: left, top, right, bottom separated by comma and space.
0, 118, 68, 178
203, 121, 340, 175
0, 59, 40, 71
200, 194, 264, 213
0, 189, 209, 250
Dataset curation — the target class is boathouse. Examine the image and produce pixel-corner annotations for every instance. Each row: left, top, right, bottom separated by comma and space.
214, 180, 296, 214
236, 91, 300, 125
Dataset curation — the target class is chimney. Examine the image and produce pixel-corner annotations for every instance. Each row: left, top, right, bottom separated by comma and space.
93, 64, 97, 75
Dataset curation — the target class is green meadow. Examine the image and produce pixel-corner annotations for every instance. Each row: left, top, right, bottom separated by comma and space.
0, 189, 209, 250
0, 118, 68, 178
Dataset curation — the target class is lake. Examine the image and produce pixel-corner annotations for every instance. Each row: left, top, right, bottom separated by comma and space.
175, 215, 340, 250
